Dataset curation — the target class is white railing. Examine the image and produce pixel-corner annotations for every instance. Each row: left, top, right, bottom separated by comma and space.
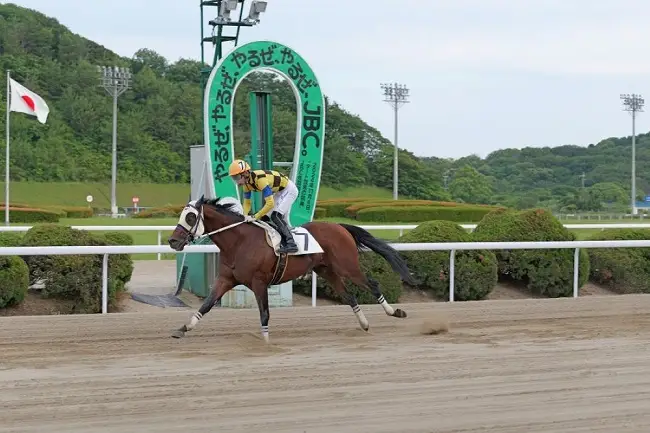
3, 222, 650, 260
5, 239, 650, 314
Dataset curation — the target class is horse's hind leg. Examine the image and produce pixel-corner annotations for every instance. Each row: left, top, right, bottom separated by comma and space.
315, 266, 370, 332
349, 272, 407, 319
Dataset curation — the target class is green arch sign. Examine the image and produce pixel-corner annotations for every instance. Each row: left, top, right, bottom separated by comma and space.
203, 40, 326, 227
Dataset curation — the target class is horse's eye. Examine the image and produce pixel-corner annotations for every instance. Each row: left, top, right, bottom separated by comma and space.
185, 213, 197, 226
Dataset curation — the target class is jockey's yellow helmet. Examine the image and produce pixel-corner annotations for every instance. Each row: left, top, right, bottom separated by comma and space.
228, 159, 250, 176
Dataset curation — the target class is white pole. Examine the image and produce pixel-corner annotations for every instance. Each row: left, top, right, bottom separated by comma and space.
157, 230, 161, 260
5, 70, 10, 226
573, 248, 580, 298
102, 253, 108, 314
449, 249, 455, 302
311, 271, 317, 307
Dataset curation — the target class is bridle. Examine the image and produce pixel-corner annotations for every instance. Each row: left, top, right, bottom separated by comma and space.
176, 200, 245, 245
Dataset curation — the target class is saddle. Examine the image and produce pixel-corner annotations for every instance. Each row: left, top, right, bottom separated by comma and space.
251, 218, 324, 257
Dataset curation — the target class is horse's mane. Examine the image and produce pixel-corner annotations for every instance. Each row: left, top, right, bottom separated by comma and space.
203, 197, 244, 222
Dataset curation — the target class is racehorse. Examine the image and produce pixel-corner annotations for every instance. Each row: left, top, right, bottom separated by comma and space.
167, 195, 417, 342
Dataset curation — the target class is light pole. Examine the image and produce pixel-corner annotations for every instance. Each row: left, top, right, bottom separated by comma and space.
621, 93, 644, 215
97, 66, 132, 218
381, 82, 409, 200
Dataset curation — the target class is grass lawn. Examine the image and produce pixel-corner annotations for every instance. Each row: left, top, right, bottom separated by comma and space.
0, 182, 395, 209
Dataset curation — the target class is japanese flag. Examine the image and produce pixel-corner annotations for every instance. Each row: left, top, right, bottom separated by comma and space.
9, 78, 50, 124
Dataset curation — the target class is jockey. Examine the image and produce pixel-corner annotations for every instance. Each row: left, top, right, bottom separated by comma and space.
228, 159, 299, 254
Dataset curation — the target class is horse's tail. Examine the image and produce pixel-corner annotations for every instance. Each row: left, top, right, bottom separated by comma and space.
339, 223, 417, 286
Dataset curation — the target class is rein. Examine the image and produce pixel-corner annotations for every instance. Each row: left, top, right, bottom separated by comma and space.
198, 220, 245, 239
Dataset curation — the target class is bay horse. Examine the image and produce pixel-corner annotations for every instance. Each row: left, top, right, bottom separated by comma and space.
167, 195, 416, 342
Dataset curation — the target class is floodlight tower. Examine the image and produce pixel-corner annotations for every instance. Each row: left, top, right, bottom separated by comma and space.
621, 93, 644, 215
381, 82, 410, 200
97, 65, 132, 218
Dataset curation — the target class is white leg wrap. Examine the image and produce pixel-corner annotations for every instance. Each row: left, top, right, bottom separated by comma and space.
187, 312, 202, 331
261, 325, 269, 343
377, 295, 395, 316
352, 305, 369, 329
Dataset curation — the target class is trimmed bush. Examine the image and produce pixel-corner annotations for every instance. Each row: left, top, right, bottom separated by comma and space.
59, 206, 93, 218
398, 220, 497, 301
356, 205, 499, 223
0, 207, 62, 223
0, 232, 24, 247
99, 231, 135, 291
133, 204, 184, 218
587, 228, 650, 293
344, 200, 437, 218
19, 224, 133, 313
472, 208, 590, 297
293, 251, 403, 304
314, 207, 327, 219
315, 198, 375, 218
0, 256, 29, 308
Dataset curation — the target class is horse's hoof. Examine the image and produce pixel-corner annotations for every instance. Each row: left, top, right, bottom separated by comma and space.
171, 329, 185, 339
393, 308, 407, 318
361, 325, 370, 332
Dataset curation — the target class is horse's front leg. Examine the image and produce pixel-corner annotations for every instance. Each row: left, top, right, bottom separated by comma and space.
171, 275, 235, 338
252, 278, 271, 343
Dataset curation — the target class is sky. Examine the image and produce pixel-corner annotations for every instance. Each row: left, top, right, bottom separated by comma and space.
10, 0, 650, 160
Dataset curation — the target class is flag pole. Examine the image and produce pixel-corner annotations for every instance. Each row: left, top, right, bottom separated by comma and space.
5, 70, 9, 226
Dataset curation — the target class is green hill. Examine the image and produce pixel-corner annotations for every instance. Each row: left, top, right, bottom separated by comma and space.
0, 3, 647, 212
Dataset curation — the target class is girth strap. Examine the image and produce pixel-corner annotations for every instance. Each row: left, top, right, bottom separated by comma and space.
269, 252, 289, 286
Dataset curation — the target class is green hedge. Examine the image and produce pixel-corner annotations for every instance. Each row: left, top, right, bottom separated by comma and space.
587, 228, 650, 293
58, 206, 93, 218
0, 207, 62, 223
315, 198, 375, 218
356, 205, 499, 223
343, 200, 437, 218
293, 251, 403, 304
472, 208, 590, 297
314, 207, 327, 219
19, 224, 134, 313
398, 220, 497, 301
133, 204, 183, 218
0, 256, 29, 309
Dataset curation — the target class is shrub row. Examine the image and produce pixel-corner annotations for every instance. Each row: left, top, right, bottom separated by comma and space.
0, 207, 63, 223
356, 205, 500, 223
133, 204, 184, 218
472, 208, 590, 297
315, 198, 376, 218
587, 228, 650, 294
0, 203, 93, 222
343, 200, 437, 218
0, 224, 135, 313
300, 206, 648, 306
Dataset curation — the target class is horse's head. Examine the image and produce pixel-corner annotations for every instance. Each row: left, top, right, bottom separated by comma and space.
167, 195, 245, 251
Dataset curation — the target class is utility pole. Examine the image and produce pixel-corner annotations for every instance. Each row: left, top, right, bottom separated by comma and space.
621, 93, 644, 215
97, 66, 132, 218
381, 82, 409, 200
579, 172, 586, 188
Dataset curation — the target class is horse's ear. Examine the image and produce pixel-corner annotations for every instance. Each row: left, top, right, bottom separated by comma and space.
197, 194, 205, 205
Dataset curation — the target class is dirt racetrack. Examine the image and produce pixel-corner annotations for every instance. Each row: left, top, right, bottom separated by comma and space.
2, 295, 650, 433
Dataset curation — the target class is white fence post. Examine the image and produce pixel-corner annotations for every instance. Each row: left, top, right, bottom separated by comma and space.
102, 253, 109, 314
311, 271, 317, 307
157, 230, 162, 260
573, 248, 580, 298
449, 249, 455, 302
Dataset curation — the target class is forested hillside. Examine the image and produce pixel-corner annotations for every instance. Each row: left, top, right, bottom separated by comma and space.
0, 3, 648, 211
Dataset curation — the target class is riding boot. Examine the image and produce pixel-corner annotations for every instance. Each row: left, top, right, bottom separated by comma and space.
271, 212, 298, 254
